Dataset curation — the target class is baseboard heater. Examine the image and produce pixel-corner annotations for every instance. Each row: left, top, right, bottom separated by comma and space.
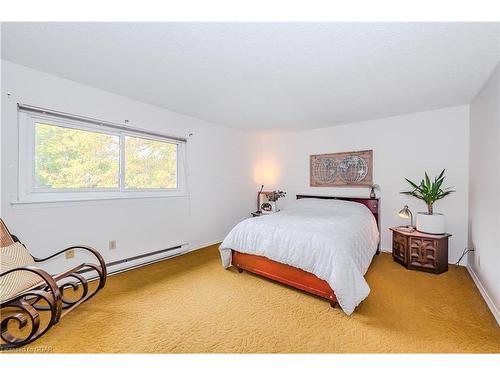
105, 244, 187, 275
77, 244, 187, 282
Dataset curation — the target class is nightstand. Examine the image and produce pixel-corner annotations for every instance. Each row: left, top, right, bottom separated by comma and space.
389, 227, 451, 274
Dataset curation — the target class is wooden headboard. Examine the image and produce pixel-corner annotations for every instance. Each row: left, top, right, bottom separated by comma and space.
296, 194, 380, 231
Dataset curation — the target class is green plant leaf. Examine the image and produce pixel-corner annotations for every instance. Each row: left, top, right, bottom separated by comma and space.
436, 169, 445, 182
404, 178, 420, 190
400, 170, 454, 210
424, 173, 431, 190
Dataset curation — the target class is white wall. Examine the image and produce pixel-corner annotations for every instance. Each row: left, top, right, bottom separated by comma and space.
0, 62, 474, 269
468, 62, 500, 323
2, 58, 496, 322
1, 61, 260, 272
257, 106, 470, 263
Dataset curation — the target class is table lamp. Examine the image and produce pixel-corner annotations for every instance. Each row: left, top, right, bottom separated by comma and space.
398, 205, 414, 228
256, 185, 264, 213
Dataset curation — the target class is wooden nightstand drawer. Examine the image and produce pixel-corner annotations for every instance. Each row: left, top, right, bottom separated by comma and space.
409, 237, 437, 270
392, 232, 407, 264
389, 227, 450, 274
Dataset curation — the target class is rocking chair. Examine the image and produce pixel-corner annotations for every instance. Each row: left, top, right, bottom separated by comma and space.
0, 219, 107, 350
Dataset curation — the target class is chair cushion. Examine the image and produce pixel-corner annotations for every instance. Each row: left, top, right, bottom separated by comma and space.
0, 219, 15, 247
0, 242, 41, 302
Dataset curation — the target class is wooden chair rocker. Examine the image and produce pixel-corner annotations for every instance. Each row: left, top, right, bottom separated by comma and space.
0, 219, 107, 350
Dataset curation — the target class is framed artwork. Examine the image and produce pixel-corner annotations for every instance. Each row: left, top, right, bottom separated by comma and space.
310, 149, 373, 187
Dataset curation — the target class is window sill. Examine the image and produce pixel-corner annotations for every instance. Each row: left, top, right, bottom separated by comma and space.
11, 192, 189, 207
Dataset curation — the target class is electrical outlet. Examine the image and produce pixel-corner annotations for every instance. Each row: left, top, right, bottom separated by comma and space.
65, 249, 75, 259
109, 240, 117, 250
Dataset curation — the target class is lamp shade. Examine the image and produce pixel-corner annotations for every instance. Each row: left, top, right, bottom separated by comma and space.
398, 205, 411, 219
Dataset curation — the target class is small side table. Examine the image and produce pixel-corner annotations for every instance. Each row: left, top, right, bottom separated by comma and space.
389, 227, 451, 274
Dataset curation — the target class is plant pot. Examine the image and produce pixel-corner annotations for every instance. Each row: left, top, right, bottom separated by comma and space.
270, 201, 279, 212
416, 212, 445, 234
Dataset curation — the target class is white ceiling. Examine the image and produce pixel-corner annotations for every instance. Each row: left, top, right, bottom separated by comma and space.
2, 22, 499, 130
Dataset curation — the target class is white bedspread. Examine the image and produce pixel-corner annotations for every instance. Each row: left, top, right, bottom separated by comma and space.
219, 198, 379, 315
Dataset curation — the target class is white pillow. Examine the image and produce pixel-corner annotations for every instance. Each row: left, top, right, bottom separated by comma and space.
284, 197, 368, 214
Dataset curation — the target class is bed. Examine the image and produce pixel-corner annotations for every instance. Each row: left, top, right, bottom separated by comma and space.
219, 195, 380, 315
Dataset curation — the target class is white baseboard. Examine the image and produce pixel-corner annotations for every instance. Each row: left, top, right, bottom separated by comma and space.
186, 239, 223, 253
466, 265, 500, 326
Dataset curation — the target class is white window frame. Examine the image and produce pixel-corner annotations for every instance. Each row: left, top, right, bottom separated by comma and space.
18, 110, 187, 203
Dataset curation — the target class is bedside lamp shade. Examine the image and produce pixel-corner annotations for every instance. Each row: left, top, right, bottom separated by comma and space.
398, 205, 413, 227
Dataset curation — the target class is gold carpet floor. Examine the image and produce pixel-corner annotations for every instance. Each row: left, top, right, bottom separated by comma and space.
15, 245, 500, 353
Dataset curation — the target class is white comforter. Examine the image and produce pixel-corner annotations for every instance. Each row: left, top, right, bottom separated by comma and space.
219, 198, 379, 315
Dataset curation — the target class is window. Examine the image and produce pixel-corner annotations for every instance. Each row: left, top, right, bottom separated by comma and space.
35, 123, 120, 189
18, 109, 186, 203
124, 136, 177, 189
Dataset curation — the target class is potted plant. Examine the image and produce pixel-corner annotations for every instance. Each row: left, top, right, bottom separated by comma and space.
265, 190, 287, 212
400, 169, 454, 234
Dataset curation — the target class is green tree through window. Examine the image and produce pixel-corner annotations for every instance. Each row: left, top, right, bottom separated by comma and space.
124, 136, 177, 189
35, 123, 120, 189
34, 123, 178, 190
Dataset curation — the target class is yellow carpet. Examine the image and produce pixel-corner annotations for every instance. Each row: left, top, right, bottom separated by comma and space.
9, 245, 500, 353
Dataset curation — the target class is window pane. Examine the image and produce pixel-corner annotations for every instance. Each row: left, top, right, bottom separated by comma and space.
124, 136, 177, 189
35, 123, 120, 189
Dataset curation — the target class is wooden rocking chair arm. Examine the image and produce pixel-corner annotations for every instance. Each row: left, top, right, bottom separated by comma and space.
33, 246, 107, 275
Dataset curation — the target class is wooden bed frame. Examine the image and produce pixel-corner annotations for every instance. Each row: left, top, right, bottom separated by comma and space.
232, 195, 380, 308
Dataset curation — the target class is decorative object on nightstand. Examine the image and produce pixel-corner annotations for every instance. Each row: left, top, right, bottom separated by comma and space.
400, 169, 455, 234
257, 187, 274, 215
390, 227, 451, 274
261, 202, 274, 214
369, 184, 380, 199
264, 190, 286, 212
